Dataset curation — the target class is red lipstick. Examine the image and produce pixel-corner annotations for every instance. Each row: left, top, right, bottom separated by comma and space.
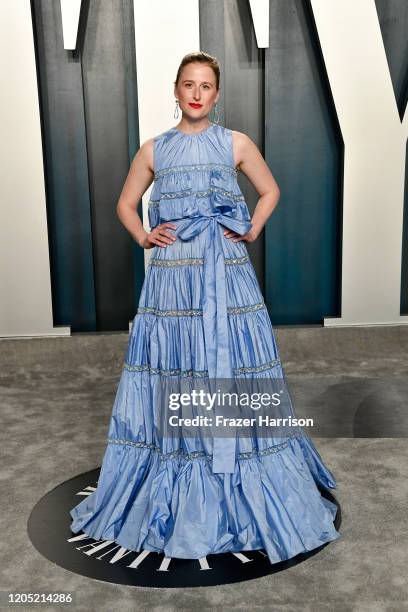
189, 103, 203, 108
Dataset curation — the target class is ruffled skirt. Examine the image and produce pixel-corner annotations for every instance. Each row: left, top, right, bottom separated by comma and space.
70, 226, 340, 563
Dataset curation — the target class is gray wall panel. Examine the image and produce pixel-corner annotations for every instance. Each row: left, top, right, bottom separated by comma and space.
32, 0, 96, 331
264, 0, 342, 324
81, 0, 138, 330
375, 0, 408, 314
200, 0, 264, 288
33, 0, 143, 332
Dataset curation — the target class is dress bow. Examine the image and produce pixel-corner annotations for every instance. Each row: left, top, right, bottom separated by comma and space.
171, 210, 252, 474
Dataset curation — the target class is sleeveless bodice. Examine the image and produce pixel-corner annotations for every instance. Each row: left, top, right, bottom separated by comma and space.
148, 123, 252, 230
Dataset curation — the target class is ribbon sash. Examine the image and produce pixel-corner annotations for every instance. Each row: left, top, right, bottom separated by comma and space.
175, 212, 252, 473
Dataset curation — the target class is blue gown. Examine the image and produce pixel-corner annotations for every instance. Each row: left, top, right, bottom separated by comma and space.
70, 122, 340, 563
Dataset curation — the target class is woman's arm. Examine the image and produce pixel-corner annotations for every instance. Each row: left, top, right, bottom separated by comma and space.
116, 139, 177, 249
229, 131, 281, 242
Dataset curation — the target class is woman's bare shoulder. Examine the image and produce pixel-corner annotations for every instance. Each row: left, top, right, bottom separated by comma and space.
231, 129, 250, 141
137, 137, 154, 173
231, 129, 253, 170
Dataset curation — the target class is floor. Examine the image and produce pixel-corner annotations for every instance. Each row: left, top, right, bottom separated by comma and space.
1, 325, 408, 611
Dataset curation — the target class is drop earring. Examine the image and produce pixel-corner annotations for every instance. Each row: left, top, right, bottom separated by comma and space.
174, 100, 180, 119
212, 102, 220, 125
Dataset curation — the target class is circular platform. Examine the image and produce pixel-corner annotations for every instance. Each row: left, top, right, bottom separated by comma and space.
28, 469, 341, 588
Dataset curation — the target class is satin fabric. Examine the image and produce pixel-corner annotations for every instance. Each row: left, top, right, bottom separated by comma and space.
70, 123, 340, 563
175, 208, 252, 473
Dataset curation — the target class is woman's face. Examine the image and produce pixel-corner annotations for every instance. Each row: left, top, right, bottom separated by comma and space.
174, 62, 219, 120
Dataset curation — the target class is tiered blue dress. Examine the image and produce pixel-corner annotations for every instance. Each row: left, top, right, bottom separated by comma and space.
70, 122, 341, 564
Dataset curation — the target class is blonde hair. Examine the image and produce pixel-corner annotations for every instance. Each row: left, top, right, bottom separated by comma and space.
175, 52, 220, 91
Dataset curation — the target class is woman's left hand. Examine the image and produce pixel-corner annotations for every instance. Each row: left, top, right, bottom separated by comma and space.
223, 227, 259, 243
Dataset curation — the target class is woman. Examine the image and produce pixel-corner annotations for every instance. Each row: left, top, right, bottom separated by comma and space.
70, 51, 340, 564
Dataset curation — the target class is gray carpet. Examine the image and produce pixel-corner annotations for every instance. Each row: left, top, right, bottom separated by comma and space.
1, 325, 408, 611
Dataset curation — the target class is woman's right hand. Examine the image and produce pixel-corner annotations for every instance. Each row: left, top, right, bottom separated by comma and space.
139, 223, 177, 249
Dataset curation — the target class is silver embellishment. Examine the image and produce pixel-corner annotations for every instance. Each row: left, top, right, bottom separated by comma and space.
154, 163, 237, 180
154, 189, 193, 200
236, 359, 281, 373
137, 306, 202, 317
148, 187, 246, 207
123, 363, 208, 378
106, 432, 302, 461
149, 258, 204, 267
225, 255, 249, 265
203, 185, 245, 199
107, 438, 160, 452
238, 435, 300, 459
123, 359, 281, 377
227, 302, 266, 315
136, 302, 266, 316
148, 255, 249, 267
